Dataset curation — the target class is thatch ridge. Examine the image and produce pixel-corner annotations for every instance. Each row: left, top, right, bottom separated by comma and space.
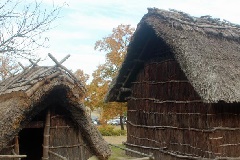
0, 66, 111, 160
106, 8, 240, 103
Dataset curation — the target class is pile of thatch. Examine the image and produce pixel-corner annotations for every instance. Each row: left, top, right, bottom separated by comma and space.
0, 55, 111, 160
106, 8, 240, 103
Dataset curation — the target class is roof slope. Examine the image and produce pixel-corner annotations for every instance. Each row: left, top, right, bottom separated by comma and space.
0, 65, 110, 160
106, 8, 240, 103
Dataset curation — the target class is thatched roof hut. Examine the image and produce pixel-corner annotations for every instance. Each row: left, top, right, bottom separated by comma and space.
0, 55, 110, 160
105, 8, 240, 159
106, 8, 240, 103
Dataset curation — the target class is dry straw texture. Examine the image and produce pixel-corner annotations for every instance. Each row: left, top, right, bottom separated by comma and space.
0, 66, 110, 160
106, 8, 240, 103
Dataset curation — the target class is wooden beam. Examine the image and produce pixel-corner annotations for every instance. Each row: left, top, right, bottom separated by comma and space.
48, 53, 76, 79
116, 38, 151, 101
21, 54, 68, 87
0, 58, 40, 92
48, 53, 70, 66
0, 155, 27, 158
48, 151, 67, 160
14, 136, 20, 160
42, 110, 50, 160
47, 53, 86, 93
28, 58, 41, 67
26, 71, 60, 96
18, 62, 25, 70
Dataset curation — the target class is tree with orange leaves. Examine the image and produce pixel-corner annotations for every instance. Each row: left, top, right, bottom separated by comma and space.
87, 24, 135, 130
74, 69, 89, 86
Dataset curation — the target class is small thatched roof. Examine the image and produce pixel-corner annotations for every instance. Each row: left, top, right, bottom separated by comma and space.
0, 59, 110, 159
106, 8, 240, 103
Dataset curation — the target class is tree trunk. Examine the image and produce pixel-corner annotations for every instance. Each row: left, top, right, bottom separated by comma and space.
120, 115, 124, 130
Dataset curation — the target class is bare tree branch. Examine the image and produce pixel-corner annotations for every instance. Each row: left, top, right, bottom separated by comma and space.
0, 0, 65, 79
0, 0, 63, 58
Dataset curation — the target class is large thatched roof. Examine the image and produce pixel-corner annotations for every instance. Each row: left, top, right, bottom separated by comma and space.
0, 59, 110, 159
106, 8, 240, 103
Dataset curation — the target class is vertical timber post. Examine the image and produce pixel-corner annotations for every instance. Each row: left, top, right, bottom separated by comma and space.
78, 131, 85, 160
14, 136, 20, 160
42, 109, 50, 160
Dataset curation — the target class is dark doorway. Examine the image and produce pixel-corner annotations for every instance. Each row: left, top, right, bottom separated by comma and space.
19, 128, 43, 160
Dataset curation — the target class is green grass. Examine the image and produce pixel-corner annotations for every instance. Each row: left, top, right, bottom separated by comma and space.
109, 144, 133, 160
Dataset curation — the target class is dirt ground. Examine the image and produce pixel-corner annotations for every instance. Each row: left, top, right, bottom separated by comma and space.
103, 135, 127, 144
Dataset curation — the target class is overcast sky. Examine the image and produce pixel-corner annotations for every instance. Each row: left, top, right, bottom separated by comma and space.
34, 0, 240, 78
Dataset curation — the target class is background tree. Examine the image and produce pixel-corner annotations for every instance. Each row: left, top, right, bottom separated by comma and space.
0, 55, 19, 80
74, 69, 89, 86
0, 0, 63, 78
87, 24, 135, 130
94, 24, 134, 74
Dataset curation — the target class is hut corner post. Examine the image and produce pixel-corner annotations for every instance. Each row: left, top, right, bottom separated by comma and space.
42, 110, 50, 160
14, 136, 20, 160
0, 136, 27, 159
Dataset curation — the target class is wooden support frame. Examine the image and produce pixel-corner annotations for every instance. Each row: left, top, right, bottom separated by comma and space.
48, 54, 77, 82
18, 58, 41, 71
116, 38, 151, 101
42, 110, 50, 160
26, 71, 61, 96
48, 53, 70, 67
29, 59, 41, 67
18, 62, 25, 70
48, 53, 86, 92
0, 58, 40, 92
48, 151, 67, 160
0, 155, 27, 158
14, 136, 20, 160
20, 54, 69, 87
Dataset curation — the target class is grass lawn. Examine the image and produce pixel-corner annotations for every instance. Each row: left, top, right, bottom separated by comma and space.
109, 144, 135, 160
101, 125, 136, 159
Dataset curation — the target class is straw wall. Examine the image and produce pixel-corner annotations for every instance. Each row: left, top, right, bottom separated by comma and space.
126, 58, 240, 159
48, 107, 92, 160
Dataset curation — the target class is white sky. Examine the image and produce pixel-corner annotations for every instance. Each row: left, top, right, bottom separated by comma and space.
30, 0, 240, 78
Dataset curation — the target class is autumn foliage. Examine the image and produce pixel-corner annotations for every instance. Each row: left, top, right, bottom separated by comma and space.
74, 69, 89, 86
85, 24, 135, 129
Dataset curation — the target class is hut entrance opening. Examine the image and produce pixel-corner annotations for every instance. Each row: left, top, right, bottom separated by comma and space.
19, 128, 44, 160
18, 108, 47, 159
11, 87, 93, 159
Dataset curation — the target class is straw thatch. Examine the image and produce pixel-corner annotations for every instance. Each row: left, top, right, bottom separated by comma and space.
0, 64, 110, 159
106, 8, 240, 103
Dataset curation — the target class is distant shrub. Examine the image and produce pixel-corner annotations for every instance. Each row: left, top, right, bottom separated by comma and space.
98, 125, 114, 136
114, 129, 126, 136
98, 125, 127, 136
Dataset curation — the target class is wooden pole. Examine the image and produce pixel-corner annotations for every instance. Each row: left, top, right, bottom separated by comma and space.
42, 110, 50, 160
48, 151, 67, 160
0, 155, 27, 158
26, 71, 61, 96
14, 136, 20, 160
48, 53, 78, 80
78, 131, 85, 160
